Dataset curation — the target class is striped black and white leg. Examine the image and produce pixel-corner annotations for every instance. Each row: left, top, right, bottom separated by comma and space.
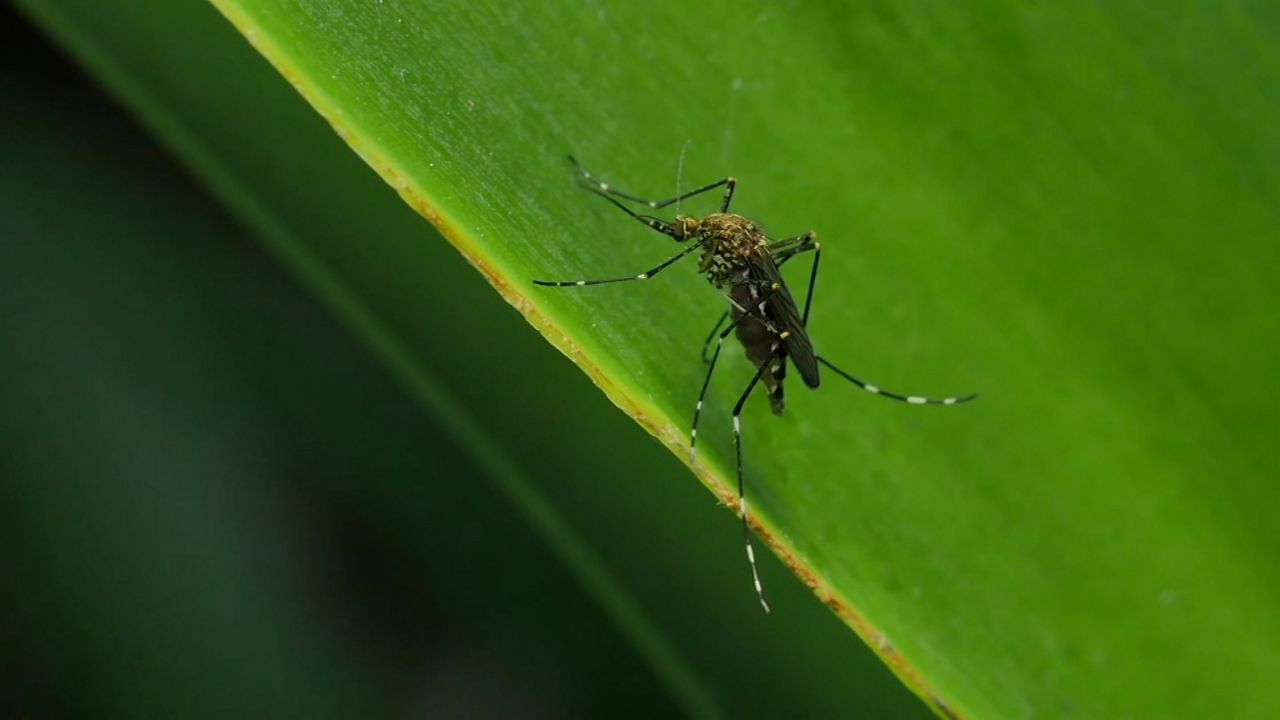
690, 311, 753, 464
690, 279, 784, 462
578, 187, 682, 238
570, 155, 732, 212
699, 311, 730, 364
732, 355, 775, 614
816, 356, 978, 405
790, 235, 975, 405
533, 242, 702, 287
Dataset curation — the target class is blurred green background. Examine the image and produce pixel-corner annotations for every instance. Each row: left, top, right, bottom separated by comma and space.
2, 4, 927, 718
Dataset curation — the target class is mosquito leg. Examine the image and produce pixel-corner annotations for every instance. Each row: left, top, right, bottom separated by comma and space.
731, 352, 776, 614
767, 231, 817, 262
699, 311, 730, 364
764, 231, 821, 324
581, 187, 682, 238
786, 233, 973, 403
533, 242, 701, 287
690, 278, 788, 463
816, 356, 978, 405
690, 311, 754, 464
719, 177, 737, 213
771, 234, 973, 402
570, 155, 731, 211
801, 239, 820, 326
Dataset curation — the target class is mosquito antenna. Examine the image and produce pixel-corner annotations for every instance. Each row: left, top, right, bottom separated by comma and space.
675, 139, 691, 218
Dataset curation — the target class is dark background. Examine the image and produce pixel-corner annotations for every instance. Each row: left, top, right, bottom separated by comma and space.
0, 12, 675, 718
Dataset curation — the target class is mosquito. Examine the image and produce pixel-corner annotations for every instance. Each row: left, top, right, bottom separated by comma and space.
534, 156, 977, 613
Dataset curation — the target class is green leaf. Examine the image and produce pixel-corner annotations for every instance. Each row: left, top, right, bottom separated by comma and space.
15, 0, 930, 717
29, 0, 1280, 716
200, 1, 1280, 716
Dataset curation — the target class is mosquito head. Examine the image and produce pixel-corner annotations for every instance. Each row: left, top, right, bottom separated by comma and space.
672, 216, 702, 241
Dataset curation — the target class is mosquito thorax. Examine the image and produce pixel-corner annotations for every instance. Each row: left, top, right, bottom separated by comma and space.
696, 212, 768, 288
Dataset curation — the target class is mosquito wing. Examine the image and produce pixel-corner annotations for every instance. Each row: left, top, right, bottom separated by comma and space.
749, 248, 819, 388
